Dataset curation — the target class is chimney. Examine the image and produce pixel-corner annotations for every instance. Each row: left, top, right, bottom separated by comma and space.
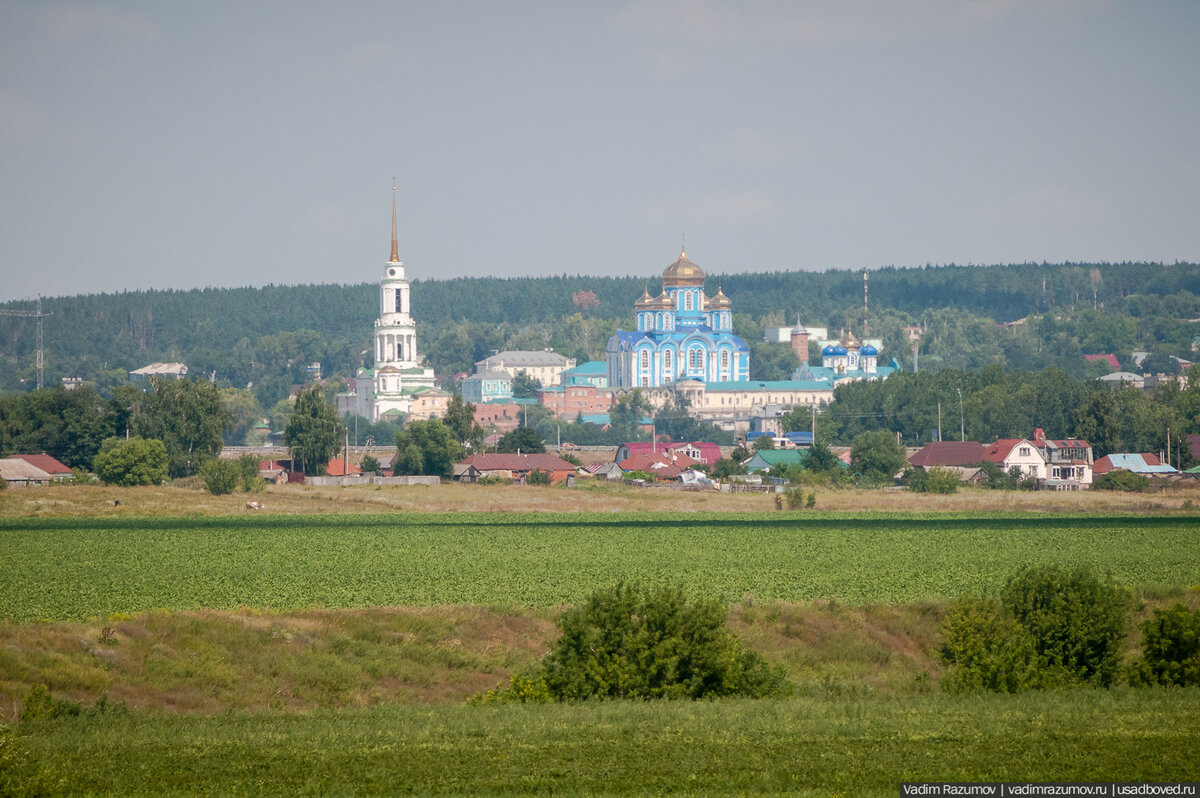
1033, 428, 1046, 443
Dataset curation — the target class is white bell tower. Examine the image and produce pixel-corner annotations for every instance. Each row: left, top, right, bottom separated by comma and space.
373, 182, 419, 369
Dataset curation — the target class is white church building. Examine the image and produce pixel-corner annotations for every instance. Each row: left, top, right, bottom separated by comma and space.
354, 186, 437, 421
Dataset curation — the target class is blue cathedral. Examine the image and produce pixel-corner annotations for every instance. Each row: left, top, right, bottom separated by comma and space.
606, 247, 750, 388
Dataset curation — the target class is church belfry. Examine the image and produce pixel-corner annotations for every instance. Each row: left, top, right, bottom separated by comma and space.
355, 182, 436, 422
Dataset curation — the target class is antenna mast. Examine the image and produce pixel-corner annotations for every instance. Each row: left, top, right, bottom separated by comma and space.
0, 295, 52, 390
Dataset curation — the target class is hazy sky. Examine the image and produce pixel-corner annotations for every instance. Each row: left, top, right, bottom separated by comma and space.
2, 1, 1198, 302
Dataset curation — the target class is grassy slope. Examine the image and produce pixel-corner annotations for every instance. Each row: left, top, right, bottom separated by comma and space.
9, 690, 1200, 796
2, 513, 1198, 621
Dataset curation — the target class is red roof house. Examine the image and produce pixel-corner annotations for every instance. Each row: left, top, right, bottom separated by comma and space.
907, 442, 987, 468
9, 453, 72, 479
325, 459, 362, 476
455, 453, 577, 483
1084, 354, 1121, 371
615, 441, 721, 465
618, 451, 699, 480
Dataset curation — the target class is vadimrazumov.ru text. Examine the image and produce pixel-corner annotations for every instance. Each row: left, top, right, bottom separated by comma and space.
901, 784, 1198, 797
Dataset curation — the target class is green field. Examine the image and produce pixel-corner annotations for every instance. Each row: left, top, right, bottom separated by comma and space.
2, 513, 1198, 621
7, 689, 1199, 796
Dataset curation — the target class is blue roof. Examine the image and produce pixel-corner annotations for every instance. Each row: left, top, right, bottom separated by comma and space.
579, 413, 610, 425
1103, 454, 1178, 474
823, 344, 847, 356
564, 361, 607, 376
860, 344, 878, 356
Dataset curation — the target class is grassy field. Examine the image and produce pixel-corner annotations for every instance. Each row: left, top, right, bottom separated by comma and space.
7, 689, 1199, 796
4, 477, 1200, 517
2, 512, 1197, 622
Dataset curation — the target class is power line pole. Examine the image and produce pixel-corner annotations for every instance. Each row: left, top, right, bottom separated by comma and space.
0, 295, 52, 390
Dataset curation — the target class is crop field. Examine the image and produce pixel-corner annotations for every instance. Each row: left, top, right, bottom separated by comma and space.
8, 689, 1200, 796
2, 512, 1197, 621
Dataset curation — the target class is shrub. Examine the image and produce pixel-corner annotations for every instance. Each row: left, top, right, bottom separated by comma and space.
1130, 603, 1200, 686
527, 469, 551, 486
237, 454, 265, 491
92, 437, 169, 486
939, 598, 1041, 693
1000, 566, 1133, 687
1093, 470, 1150, 492
939, 566, 1133, 692
359, 454, 380, 474
784, 486, 806, 509
200, 459, 241, 496
19, 683, 82, 722
490, 583, 790, 702
917, 467, 960, 494
0, 474, 6, 491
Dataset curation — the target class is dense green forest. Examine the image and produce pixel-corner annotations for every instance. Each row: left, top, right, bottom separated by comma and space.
3, 262, 1199, 412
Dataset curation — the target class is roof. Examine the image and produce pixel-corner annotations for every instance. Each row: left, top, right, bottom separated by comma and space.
661, 248, 705, 287
743, 450, 809, 470
1084, 354, 1121, 370
908, 442, 987, 468
618, 452, 698, 478
325, 459, 362, 476
129, 362, 187, 376
704, 379, 832, 392
617, 441, 721, 464
1098, 371, 1144, 384
1093, 453, 1177, 475
460, 453, 577, 472
8, 453, 72, 475
463, 370, 512, 383
479, 351, 572, 368
981, 439, 1036, 464
0, 458, 54, 482
563, 361, 607, 376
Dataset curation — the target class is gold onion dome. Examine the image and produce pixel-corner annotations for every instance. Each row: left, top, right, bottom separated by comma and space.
650, 290, 673, 309
634, 287, 654, 309
662, 247, 705, 287
709, 284, 732, 309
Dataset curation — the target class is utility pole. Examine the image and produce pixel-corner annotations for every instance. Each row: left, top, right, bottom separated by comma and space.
937, 402, 942, 442
958, 388, 965, 442
0, 295, 52, 390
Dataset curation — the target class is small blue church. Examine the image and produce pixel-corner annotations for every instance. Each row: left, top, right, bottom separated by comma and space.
606, 247, 750, 388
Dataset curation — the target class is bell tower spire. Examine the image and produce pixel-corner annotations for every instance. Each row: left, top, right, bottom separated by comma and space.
389, 178, 400, 264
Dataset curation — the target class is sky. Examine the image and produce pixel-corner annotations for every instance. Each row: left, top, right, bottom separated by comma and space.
2, 1, 1198, 303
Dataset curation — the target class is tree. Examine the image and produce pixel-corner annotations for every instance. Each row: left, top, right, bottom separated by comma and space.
511, 371, 542, 399
610, 390, 652, 441
444, 393, 484, 451
131, 377, 232, 478
498, 427, 546, 454
752, 435, 775, 451
711, 457, 747, 480
360, 454, 380, 474
393, 419, 462, 478
850, 430, 906, 481
283, 386, 345, 475
803, 439, 841, 474
1130, 604, 1200, 687
92, 437, 169, 486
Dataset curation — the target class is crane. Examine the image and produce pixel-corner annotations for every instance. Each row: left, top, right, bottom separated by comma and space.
0, 295, 52, 390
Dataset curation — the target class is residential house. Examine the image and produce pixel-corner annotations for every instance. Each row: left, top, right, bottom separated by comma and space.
129, 362, 188, 381
907, 442, 987, 470
1093, 453, 1178, 477
1030, 429, 1093, 487
615, 441, 722, 466
7, 453, 73, 481
742, 449, 809, 473
981, 439, 1045, 481
454, 453, 577, 484
538, 384, 614, 419
561, 361, 609, 388
0, 458, 55, 487
618, 451, 699, 480
407, 387, 451, 422
460, 370, 513, 404
475, 350, 576, 387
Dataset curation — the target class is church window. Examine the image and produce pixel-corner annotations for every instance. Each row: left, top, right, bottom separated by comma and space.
397, 341, 404, 360
640, 349, 650, 371
685, 292, 694, 311
688, 348, 703, 371
663, 349, 673, 374
721, 349, 730, 372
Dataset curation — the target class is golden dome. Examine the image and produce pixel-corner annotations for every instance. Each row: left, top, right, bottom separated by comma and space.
662, 248, 705, 287
650, 290, 673, 309
708, 284, 732, 309
634, 286, 654, 309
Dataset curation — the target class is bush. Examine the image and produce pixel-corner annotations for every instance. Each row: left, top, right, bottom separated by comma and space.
1130, 603, 1200, 686
1000, 566, 1133, 688
1093, 470, 1150, 492
939, 566, 1133, 692
200, 458, 241, 495
487, 583, 790, 702
92, 437, 169, 486
527, 469, 551, 486
0, 474, 6, 491
939, 598, 1041, 693
359, 454, 380, 474
237, 454, 265, 491
914, 467, 959, 494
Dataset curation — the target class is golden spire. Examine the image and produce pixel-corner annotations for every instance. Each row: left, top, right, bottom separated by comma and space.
389, 178, 400, 263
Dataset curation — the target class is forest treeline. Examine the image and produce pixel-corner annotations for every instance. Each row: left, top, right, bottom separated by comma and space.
3, 261, 1200, 410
